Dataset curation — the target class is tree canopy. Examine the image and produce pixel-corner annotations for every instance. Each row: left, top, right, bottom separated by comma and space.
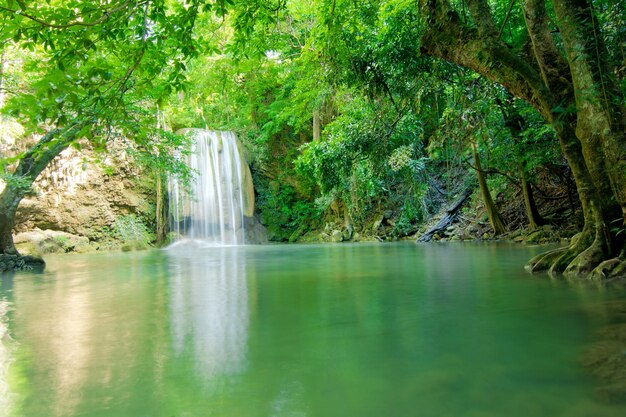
1, 0, 624, 278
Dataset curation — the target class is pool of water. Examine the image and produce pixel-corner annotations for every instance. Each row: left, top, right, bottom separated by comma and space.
0, 242, 625, 417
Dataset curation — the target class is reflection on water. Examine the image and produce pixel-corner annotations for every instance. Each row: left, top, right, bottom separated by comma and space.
1, 243, 626, 417
167, 245, 249, 379
0, 297, 13, 417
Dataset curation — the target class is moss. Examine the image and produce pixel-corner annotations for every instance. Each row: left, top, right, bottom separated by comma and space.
114, 214, 154, 251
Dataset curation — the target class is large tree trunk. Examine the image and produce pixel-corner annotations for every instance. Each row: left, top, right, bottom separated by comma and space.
552, 0, 626, 221
0, 188, 19, 255
0, 123, 84, 256
472, 143, 506, 235
420, 0, 625, 278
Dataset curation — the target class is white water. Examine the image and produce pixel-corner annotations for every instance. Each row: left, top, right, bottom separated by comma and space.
168, 130, 246, 245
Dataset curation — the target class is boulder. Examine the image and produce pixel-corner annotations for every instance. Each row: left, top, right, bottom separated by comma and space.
0, 254, 45, 272
14, 229, 92, 255
330, 230, 343, 243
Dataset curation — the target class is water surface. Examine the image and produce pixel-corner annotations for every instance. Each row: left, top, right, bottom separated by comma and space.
1, 242, 625, 417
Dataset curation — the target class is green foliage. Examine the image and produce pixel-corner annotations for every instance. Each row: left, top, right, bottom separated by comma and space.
0, 171, 33, 193
255, 177, 319, 241
1, 0, 605, 246
114, 214, 154, 251
295, 90, 433, 231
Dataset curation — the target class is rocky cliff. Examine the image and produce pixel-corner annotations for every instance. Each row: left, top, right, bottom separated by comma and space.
3, 143, 157, 255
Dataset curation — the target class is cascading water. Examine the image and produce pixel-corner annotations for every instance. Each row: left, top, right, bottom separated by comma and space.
168, 130, 247, 245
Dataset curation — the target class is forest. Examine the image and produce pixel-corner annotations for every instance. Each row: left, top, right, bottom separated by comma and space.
0, 0, 625, 279
4, 1, 626, 415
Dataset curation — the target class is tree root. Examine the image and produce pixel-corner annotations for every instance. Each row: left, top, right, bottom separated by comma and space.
525, 247, 568, 274
525, 231, 589, 273
523, 228, 617, 279
563, 242, 608, 278
549, 248, 582, 276
590, 258, 626, 281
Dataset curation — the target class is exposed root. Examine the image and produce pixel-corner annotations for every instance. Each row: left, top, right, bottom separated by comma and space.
563, 238, 609, 278
548, 249, 582, 276
591, 258, 626, 281
524, 228, 610, 278
525, 247, 568, 273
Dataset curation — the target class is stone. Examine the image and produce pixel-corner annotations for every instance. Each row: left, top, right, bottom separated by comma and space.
244, 215, 268, 244
11, 140, 157, 250
330, 230, 343, 243
14, 229, 91, 255
0, 254, 45, 272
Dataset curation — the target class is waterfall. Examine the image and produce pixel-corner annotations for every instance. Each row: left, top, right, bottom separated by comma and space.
168, 130, 247, 245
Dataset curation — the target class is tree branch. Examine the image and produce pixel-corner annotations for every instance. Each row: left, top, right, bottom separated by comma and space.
498, 0, 517, 39
0, 1, 133, 30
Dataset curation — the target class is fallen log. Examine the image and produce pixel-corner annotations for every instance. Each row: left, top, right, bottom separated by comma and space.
417, 187, 474, 243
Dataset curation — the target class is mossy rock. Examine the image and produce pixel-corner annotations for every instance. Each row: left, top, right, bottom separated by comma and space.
524, 225, 557, 244
0, 254, 45, 272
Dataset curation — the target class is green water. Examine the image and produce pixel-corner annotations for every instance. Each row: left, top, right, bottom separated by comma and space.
1, 242, 625, 417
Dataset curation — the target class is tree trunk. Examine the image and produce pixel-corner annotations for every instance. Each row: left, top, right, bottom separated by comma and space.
417, 186, 474, 242
155, 171, 168, 245
552, 0, 626, 223
0, 123, 84, 256
520, 166, 544, 230
420, 0, 625, 278
0, 188, 19, 255
313, 110, 321, 141
0, 48, 6, 109
472, 143, 506, 235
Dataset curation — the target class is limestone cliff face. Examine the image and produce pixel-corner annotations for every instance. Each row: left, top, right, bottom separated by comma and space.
6, 144, 156, 254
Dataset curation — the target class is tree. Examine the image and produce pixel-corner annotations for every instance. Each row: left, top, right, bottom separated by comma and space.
420, 0, 626, 277
0, 0, 215, 260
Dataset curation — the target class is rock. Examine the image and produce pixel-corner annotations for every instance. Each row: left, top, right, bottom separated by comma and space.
13, 142, 156, 249
0, 254, 45, 272
330, 230, 343, 243
244, 215, 268, 244
14, 229, 92, 255
343, 224, 354, 241
525, 225, 557, 244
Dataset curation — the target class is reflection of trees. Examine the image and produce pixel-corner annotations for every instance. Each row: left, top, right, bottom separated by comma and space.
5, 252, 172, 417
168, 246, 249, 379
0, 296, 13, 417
